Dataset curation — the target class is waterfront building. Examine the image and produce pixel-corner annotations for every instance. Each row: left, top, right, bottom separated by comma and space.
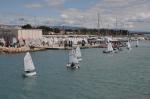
0, 29, 42, 40
0, 28, 42, 47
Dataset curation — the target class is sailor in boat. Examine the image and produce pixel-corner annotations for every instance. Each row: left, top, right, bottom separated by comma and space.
71, 62, 75, 67
67, 61, 80, 69
70, 62, 80, 69
24, 70, 36, 76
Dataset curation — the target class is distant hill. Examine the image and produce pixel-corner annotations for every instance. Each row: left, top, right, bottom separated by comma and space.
129, 30, 150, 34
50, 26, 83, 30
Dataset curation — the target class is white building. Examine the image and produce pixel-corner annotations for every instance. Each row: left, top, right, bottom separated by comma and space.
0, 29, 42, 41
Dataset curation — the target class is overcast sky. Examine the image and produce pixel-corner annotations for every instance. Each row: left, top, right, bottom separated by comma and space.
0, 0, 150, 31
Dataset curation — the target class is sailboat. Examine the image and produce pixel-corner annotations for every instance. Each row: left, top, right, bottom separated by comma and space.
23, 52, 36, 77
66, 48, 80, 69
126, 41, 131, 50
135, 39, 139, 47
103, 42, 114, 53
75, 46, 82, 61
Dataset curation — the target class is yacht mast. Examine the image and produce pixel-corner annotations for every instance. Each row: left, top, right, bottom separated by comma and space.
97, 13, 100, 35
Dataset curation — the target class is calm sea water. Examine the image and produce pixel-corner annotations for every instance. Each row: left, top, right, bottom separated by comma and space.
0, 41, 150, 99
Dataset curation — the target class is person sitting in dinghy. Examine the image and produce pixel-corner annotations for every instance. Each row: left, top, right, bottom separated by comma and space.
71, 62, 75, 68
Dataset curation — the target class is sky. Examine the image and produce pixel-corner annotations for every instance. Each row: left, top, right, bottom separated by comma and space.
0, 0, 150, 31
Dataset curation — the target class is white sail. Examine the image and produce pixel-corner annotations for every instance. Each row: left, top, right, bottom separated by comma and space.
24, 52, 35, 72
12, 37, 17, 44
73, 38, 78, 45
1, 38, 5, 44
107, 42, 113, 52
76, 46, 82, 58
69, 49, 79, 64
127, 41, 131, 49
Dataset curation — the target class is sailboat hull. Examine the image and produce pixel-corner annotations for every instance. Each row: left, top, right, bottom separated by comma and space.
66, 63, 80, 69
103, 50, 113, 54
103, 50, 118, 54
24, 71, 36, 77
127, 47, 132, 50
77, 57, 82, 61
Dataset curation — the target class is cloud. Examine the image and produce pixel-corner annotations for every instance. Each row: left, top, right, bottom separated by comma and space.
60, 8, 85, 26
45, 0, 65, 7
24, 4, 43, 9
2, 0, 150, 31
61, 14, 68, 19
24, 0, 65, 11
56, 0, 150, 31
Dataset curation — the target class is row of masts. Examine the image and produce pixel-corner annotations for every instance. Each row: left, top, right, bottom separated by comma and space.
97, 13, 130, 36
103, 38, 139, 54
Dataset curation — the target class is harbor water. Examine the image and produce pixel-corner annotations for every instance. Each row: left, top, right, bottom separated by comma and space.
0, 41, 150, 99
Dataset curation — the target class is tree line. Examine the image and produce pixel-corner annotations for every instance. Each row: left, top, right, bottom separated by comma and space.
21, 24, 129, 36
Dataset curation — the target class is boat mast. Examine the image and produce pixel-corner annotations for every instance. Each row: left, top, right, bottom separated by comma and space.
115, 16, 118, 37
97, 13, 100, 36
107, 24, 109, 36
34, 16, 37, 28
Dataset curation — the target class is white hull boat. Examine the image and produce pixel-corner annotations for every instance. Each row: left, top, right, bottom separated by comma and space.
24, 71, 36, 77
66, 63, 80, 69
77, 57, 82, 61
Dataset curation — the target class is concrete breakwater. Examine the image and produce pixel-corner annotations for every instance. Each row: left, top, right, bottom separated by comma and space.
0, 44, 101, 53
0, 47, 46, 53
0, 35, 133, 53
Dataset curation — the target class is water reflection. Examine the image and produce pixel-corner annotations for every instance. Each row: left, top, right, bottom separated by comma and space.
22, 77, 38, 99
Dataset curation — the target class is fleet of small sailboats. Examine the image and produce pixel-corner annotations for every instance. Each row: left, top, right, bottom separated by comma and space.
22, 38, 140, 77
23, 52, 36, 77
102, 38, 139, 54
22, 46, 83, 78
